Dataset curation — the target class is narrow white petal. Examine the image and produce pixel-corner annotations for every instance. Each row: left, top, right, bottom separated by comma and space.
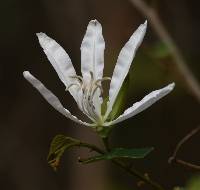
36, 33, 78, 102
23, 71, 94, 127
105, 21, 147, 120
80, 19, 105, 116
81, 19, 105, 82
105, 83, 175, 126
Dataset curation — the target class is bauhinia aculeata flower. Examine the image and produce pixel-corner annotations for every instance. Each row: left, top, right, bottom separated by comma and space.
23, 20, 175, 129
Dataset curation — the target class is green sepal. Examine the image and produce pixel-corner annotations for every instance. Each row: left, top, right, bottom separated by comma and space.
108, 75, 130, 121
101, 96, 109, 116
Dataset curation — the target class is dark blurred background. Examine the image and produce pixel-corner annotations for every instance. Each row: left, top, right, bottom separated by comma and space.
1, 0, 200, 190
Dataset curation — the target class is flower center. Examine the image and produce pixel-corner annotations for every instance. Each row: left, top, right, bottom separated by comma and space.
66, 72, 110, 124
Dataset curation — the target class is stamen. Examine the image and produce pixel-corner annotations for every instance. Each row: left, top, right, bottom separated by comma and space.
68, 72, 111, 125
92, 85, 103, 97
66, 75, 84, 91
95, 77, 111, 84
93, 77, 111, 96
85, 76, 98, 119
65, 83, 80, 91
81, 89, 96, 122
70, 75, 83, 82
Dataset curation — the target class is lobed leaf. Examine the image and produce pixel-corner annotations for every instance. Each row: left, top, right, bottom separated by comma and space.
47, 135, 80, 170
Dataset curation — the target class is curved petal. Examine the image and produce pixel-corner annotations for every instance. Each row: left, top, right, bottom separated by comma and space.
80, 19, 105, 116
23, 71, 94, 127
81, 19, 105, 82
104, 21, 147, 120
36, 33, 78, 102
104, 83, 175, 126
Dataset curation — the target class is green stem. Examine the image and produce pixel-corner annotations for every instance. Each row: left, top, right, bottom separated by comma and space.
102, 137, 111, 151
102, 136, 165, 190
78, 141, 105, 154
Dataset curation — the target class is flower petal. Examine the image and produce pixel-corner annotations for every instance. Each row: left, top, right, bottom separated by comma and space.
23, 71, 94, 127
104, 83, 175, 126
81, 19, 105, 82
105, 21, 147, 120
80, 19, 105, 116
36, 33, 78, 102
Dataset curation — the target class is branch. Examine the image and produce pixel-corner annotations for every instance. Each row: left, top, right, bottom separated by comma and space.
49, 135, 165, 189
102, 137, 165, 190
169, 126, 200, 171
174, 159, 200, 170
112, 159, 165, 190
129, 0, 200, 103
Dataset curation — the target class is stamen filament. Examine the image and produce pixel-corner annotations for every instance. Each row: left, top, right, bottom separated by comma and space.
65, 72, 111, 125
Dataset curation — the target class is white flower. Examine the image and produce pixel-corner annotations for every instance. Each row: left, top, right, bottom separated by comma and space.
23, 20, 175, 128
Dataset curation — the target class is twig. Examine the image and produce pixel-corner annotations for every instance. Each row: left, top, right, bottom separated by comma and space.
168, 126, 200, 170
112, 159, 165, 190
102, 137, 165, 190
174, 159, 200, 170
169, 126, 200, 159
128, 0, 200, 103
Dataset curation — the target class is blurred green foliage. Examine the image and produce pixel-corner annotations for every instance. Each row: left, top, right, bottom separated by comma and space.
173, 175, 200, 190
148, 42, 171, 59
186, 175, 200, 190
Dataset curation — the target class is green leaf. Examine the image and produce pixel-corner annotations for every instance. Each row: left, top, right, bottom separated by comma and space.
47, 135, 80, 171
108, 75, 130, 121
149, 42, 170, 59
79, 147, 154, 164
